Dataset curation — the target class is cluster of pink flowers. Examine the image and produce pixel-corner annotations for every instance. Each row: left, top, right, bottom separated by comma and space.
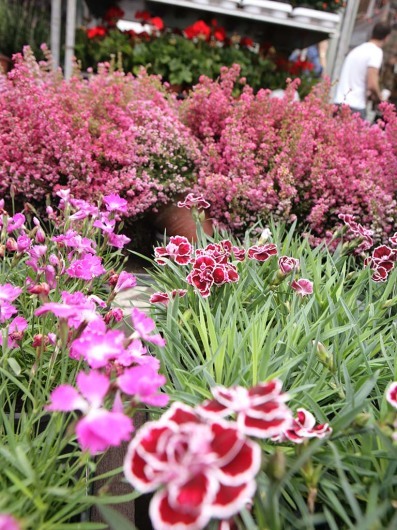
153, 215, 312, 298
0, 191, 168, 455
0, 48, 200, 216
180, 66, 397, 241
3, 55, 397, 241
124, 380, 331, 530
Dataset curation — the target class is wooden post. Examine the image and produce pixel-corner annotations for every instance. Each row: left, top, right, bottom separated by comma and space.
51, 0, 62, 70
64, 0, 77, 80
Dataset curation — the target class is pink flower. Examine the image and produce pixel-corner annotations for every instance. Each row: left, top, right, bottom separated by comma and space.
70, 319, 126, 368
0, 283, 22, 302
278, 256, 300, 275
290, 278, 313, 296
8, 316, 28, 349
247, 244, 278, 262
150, 289, 187, 305
47, 371, 133, 454
131, 307, 166, 346
114, 271, 137, 293
104, 307, 124, 324
272, 408, 332, 443
117, 365, 169, 406
154, 236, 193, 265
386, 382, 397, 409
177, 193, 210, 210
16, 234, 31, 252
35, 290, 101, 327
6, 213, 25, 233
198, 380, 293, 439
124, 402, 261, 530
0, 514, 21, 530
66, 254, 106, 280
107, 232, 131, 249
103, 193, 128, 213
0, 302, 18, 323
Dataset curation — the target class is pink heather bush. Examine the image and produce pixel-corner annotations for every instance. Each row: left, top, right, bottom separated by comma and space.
180, 65, 397, 242
0, 47, 200, 216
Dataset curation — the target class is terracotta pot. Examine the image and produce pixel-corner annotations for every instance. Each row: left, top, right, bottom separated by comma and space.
151, 201, 213, 242
0, 54, 11, 74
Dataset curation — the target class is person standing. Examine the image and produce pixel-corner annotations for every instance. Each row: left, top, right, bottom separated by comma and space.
334, 22, 392, 119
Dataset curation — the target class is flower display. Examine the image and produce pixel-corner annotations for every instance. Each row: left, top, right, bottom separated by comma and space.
124, 402, 262, 530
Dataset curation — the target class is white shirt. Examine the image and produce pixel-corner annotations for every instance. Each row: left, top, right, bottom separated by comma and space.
334, 42, 383, 109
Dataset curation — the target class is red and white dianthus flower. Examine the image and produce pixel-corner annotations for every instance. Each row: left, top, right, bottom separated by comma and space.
124, 402, 261, 530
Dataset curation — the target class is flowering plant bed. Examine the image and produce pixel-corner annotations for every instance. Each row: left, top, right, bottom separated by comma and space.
133, 202, 397, 529
0, 191, 169, 528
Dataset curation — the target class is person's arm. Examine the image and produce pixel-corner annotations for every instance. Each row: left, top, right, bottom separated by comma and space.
367, 66, 382, 103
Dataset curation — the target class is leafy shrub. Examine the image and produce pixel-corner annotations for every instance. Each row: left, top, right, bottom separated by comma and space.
0, 48, 200, 216
180, 66, 397, 243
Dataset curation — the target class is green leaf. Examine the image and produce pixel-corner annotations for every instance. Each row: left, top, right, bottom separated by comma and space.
96, 505, 138, 530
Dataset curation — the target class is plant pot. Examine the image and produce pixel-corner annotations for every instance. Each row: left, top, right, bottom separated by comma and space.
151, 200, 213, 242
0, 54, 11, 74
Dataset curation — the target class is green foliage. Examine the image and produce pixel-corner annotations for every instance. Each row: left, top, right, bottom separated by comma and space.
74, 28, 317, 96
0, 0, 50, 58
147, 221, 397, 528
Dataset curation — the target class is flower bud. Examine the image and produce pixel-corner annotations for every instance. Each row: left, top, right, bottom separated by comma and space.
265, 448, 286, 481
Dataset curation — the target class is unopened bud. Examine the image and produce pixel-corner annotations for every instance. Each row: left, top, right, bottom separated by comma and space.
353, 412, 371, 428
266, 448, 286, 481
314, 341, 334, 372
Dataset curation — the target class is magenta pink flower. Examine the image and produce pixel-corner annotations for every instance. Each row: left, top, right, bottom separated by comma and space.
47, 371, 133, 454
198, 380, 293, 439
278, 256, 300, 275
107, 232, 131, 249
124, 402, 261, 530
70, 319, 126, 368
0, 302, 18, 323
386, 382, 397, 409
8, 316, 28, 349
0, 283, 22, 302
35, 290, 101, 328
272, 408, 332, 443
290, 278, 313, 296
150, 289, 187, 305
114, 271, 137, 293
104, 307, 124, 324
117, 365, 169, 406
247, 244, 278, 262
0, 514, 21, 530
177, 193, 210, 210
6, 213, 25, 233
66, 254, 106, 280
103, 193, 128, 213
154, 236, 193, 265
131, 307, 166, 347
16, 234, 31, 252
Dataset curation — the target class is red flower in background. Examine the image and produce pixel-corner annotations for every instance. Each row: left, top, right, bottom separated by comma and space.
150, 17, 164, 31
135, 10, 151, 21
104, 6, 125, 25
214, 27, 227, 42
184, 20, 211, 40
86, 26, 107, 39
240, 36, 254, 48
